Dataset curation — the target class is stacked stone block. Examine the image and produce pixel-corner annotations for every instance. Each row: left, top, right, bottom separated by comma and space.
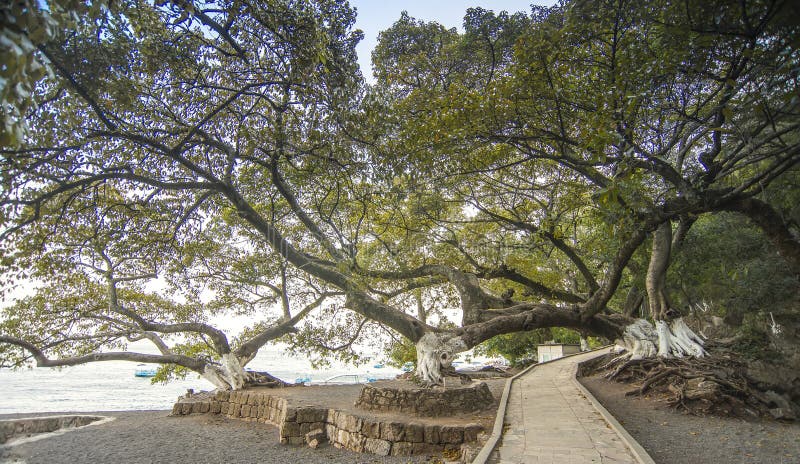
0, 415, 103, 444
172, 389, 485, 457
354, 381, 494, 417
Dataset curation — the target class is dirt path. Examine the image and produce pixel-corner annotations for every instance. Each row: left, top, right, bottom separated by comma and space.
0, 411, 435, 464
579, 375, 800, 464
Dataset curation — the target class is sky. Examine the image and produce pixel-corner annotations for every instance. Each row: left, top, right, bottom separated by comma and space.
349, 0, 557, 82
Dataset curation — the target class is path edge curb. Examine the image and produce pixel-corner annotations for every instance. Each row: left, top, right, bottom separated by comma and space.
572, 366, 656, 464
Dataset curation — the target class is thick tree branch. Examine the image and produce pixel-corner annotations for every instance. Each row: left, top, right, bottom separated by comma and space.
0, 335, 206, 371
719, 196, 800, 277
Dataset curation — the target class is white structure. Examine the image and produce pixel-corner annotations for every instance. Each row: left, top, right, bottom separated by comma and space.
537, 343, 581, 363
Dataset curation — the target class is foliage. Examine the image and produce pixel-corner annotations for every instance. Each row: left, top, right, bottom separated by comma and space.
151, 341, 216, 384
670, 212, 798, 324
1, 0, 799, 385
386, 337, 417, 368
0, 0, 363, 386
731, 324, 783, 361
476, 327, 585, 364
0, 1, 107, 146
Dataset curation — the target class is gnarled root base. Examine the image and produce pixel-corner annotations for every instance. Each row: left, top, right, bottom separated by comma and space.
243, 370, 290, 388
620, 317, 706, 360
583, 350, 799, 421
414, 333, 468, 387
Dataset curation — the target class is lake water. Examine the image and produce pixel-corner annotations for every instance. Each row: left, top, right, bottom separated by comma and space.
0, 345, 401, 414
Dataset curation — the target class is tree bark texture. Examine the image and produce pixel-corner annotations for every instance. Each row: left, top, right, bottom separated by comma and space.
646, 222, 673, 321
414, 333, 468, 386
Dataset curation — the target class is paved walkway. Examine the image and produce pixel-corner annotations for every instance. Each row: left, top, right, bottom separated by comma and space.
494, 348, 642, 464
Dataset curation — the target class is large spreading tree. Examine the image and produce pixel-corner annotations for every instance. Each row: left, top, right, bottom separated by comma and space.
2, 0, 798, 388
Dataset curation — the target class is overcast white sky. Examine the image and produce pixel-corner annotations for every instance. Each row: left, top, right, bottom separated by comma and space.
349, 1, 557, 82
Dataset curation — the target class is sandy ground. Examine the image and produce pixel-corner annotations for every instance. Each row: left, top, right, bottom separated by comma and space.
1, 410, 438, 464
579, 375, 800, 464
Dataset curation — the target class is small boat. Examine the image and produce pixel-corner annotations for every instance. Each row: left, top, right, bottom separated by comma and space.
401, 362, 414, 372
134, 364, 158, 378
294, 375, 312, 384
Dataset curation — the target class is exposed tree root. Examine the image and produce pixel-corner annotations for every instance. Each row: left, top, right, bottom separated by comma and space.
583, 347, 798, 421
244, 370, 291, 388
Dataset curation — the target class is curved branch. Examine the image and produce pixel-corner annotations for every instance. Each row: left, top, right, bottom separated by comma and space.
218, 184, 430, 341
719, 196, 800, 276
457, 305, 630, 348
474, 206, 600, 293
37, 45, 119, 130
169, 0, 248, 60
581, 226, 651, 319
477, 264, 585, 304
0, 335, 206, 371
234, 292, 332, 359
310, 317, 370, 352
102, 275, 232, 355
268, 158, 347, 261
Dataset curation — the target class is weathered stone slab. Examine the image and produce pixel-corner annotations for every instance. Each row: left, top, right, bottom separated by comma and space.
280, 421, 302, 438
364, 438, 392, 456
305, 428, 327, 449
424, 424, 441, 444
296, 407, 327, 423
390, 442, 415, 456
355, 381, 494, 417
463, 423, 483, 442
361, 418, 381, 439
405, 422, 424, 442
439, 426, 464, 444
381, 422, 405, 441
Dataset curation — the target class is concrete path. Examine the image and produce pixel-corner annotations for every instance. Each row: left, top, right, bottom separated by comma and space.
494, 348, 646, 464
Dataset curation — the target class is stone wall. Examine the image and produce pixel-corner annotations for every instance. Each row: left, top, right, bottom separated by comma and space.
0, 415, 103, 444
354, 381, 494, 417
173, 389, 484, 458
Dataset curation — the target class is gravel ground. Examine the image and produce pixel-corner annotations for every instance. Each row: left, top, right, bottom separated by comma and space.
579, 375, 800, 464
0, 411, 435, 464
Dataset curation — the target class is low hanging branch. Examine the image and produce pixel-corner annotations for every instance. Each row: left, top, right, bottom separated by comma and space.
0, 335, 206, 371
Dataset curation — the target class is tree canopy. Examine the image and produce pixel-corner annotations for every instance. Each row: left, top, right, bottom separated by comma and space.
1, 0, 798, 388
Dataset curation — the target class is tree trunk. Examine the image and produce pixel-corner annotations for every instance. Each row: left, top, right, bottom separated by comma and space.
415, 290, 428, 325
646, 222, 673, 320
414, 333, 468, 386
642, 222, 705, 358
200, 353, 248, 390
622, 285, 644, 318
